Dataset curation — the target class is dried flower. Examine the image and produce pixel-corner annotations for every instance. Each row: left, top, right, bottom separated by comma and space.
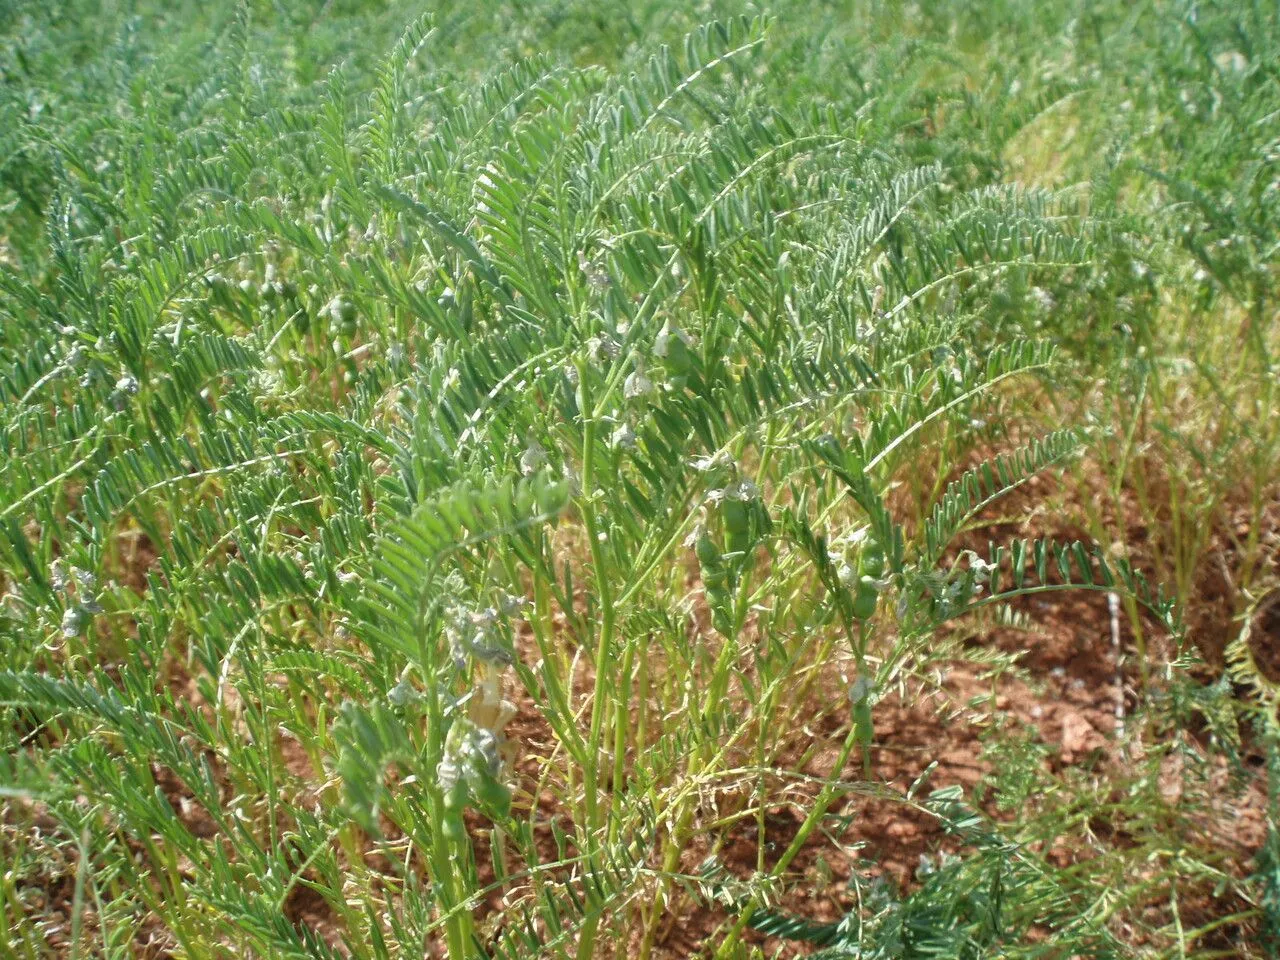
587, 335, 619, 365
520, 436, 548, 476
577, 251, 610, 290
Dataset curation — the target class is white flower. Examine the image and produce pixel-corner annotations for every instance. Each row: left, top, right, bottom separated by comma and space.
443, 599, 514, 667
562, 465, 581, 498
60, 606, 86, 638
849, 675, 874, 703
470, 607, 500, 632
653, 321, 693, 359
683, 521, 707, 549
623, 362, 654, 399
1031, 286, 1056, 311
437, 755, 461, 792
497, 593, 527, 616
388, 675, 418, 707
725, 478, 760, 502
611, 422, 637, 449
843, 526, 871, 548
1214, 50, 1247, 73
691, 451, 734, 472
837, 562, 857, 587
966, 552, 997, 578
324, 296, 352, 321
520, 437, 548, 475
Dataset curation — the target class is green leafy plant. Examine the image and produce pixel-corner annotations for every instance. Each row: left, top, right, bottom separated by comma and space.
0, 2, 1272, 958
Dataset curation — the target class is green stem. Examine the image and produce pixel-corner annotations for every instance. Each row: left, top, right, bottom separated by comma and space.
576, 359, 618, 960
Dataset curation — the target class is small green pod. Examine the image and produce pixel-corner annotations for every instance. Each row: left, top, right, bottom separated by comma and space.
722, 499, 751, 556
470, 772, 512, 821
860, 546, 885, 579
695, 531, 721, 570
854, 699, 873, 750
852, 579, 878, 620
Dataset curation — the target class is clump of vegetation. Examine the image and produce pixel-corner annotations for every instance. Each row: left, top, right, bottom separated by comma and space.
1, 1, 1275, 957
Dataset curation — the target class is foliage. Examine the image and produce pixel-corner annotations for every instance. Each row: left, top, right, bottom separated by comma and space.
0, 0, 1274, 958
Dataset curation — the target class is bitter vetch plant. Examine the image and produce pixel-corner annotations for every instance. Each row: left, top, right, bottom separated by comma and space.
0, 2, 1269, 958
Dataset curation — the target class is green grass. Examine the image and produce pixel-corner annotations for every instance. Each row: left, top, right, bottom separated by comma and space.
1, 1, 1277, 957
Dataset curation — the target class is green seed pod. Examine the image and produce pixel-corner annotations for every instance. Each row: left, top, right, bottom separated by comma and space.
440, 810, 467, 841
860, 545, 886, 579
469, 771, 512, 821
722, 499, 751, 556
442, 774, 467, 813
695, 530, 721, 571
440, 762, 468, 839
852, 577, 879, 620
701, 561, 729, 596
695, 531, 733, 635
536, 478, 566, 516
654, 322, 696, 378
327, 299, 357, 338
710, 604, 733, 637
853, 699, 873, 750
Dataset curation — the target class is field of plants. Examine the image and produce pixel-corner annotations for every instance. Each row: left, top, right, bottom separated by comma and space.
1, 0, 1278, 956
